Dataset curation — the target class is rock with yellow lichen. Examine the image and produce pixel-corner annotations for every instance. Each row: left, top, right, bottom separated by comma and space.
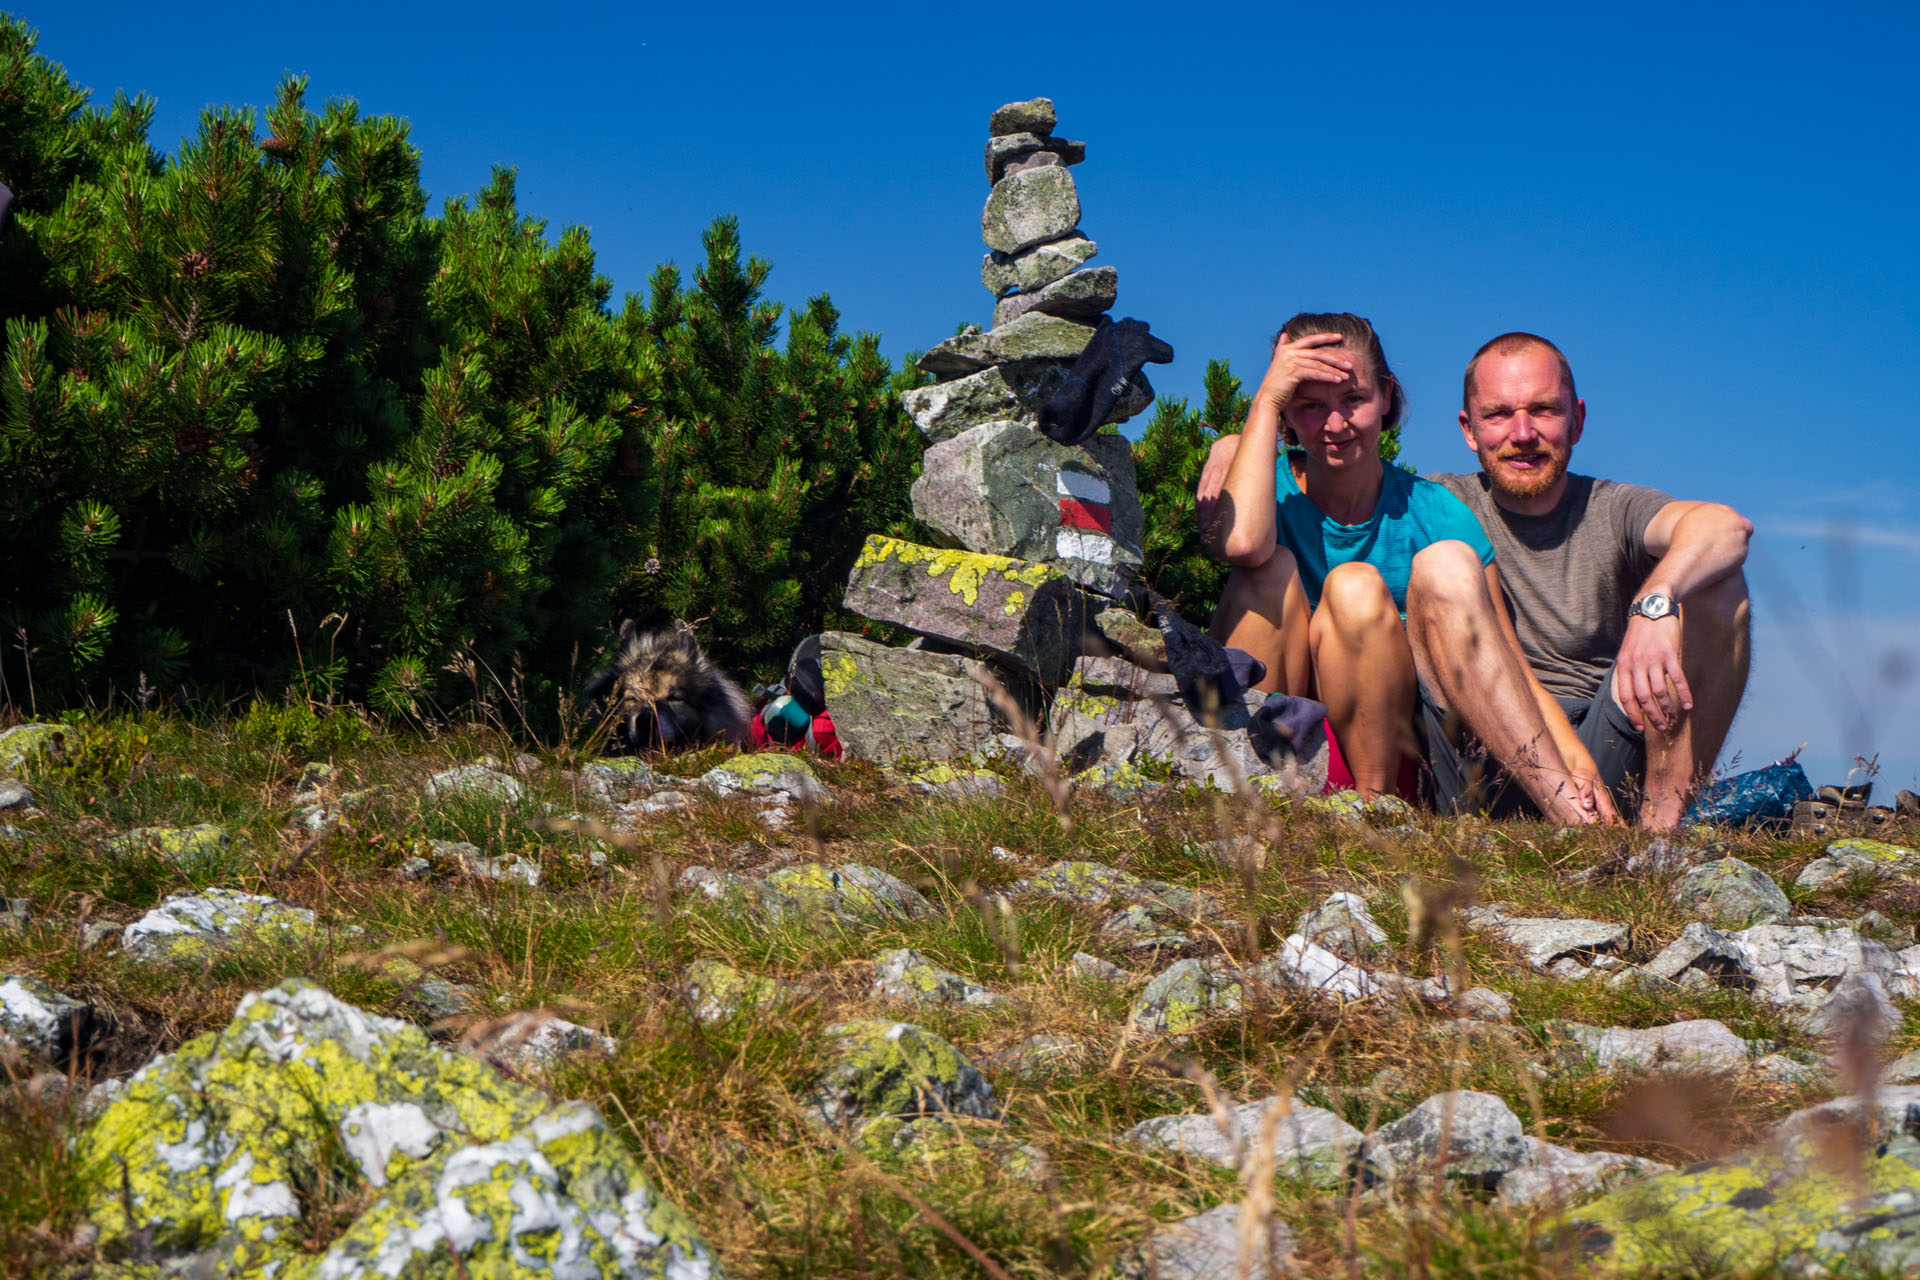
807, 1019, 998, 1128
77, 979, 719, 1279
816, 631, 1000, 764
841, 534, 1085, 684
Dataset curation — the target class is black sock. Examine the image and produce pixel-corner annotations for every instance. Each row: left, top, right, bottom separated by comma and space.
1038, 316, 1174, 446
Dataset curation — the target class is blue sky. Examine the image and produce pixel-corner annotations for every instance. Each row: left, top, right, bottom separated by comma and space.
22, 0, 1920, 793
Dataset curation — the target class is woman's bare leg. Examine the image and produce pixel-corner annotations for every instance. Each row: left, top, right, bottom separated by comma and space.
1310, 561, 1416, 797
1210, 548, 1312, 695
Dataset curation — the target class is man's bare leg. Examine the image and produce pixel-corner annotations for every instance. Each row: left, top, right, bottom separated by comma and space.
1403, 541, 1596, 824
1309, 562, 1416, 797
1638, 571, 1751, 829
1210, 548, 1312, 696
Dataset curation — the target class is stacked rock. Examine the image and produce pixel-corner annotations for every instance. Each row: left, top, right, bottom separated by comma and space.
824, 98, 1150, 766
826, 98, 1313, 786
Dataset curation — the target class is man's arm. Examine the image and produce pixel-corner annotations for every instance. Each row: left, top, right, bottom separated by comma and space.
1615, 500, 1754, 732
1196, 433, 1242, 559
1485, 563, 1620, 822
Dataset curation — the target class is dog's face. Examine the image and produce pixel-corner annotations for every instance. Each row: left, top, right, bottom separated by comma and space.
596, 621, 741, 752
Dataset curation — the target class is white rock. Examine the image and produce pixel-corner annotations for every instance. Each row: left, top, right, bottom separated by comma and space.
1557, 1019, 1749, 1073
1464, 905, 1627, 970
1124, 1202, 1297, 1279
1256, 935, 1379, 1000
1496, 1138, 1669, 1206
1125, 1097, 1361, 1176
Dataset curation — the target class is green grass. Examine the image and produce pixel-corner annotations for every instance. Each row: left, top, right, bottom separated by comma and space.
2, 705, 1918, 1277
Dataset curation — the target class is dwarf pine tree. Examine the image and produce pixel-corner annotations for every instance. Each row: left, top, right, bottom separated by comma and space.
620, 216, 921, 677
1133, 359, 1248, 611
0, 22, 923, 711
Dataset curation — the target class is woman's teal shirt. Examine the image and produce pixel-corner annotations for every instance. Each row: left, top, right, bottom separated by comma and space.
1275, 451, 1494, 614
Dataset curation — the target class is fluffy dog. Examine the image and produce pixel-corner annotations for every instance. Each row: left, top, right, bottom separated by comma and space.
585, 619, 752, 752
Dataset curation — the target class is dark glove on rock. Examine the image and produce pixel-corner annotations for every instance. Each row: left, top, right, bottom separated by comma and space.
1249, 693, 1329, 766
1149, 592, 1247, 727
1038, 316, 1174, 446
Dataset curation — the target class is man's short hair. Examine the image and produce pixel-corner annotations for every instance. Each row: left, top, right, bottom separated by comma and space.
1462, 332, 1576, 413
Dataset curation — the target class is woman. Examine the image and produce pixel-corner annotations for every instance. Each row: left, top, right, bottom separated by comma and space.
1201, 313, 1606, 822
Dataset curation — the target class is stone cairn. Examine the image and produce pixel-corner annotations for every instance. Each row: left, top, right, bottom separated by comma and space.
822, 98, 1318, 789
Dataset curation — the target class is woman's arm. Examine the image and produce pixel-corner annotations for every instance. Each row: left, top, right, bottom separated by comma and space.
1214, 333, 1353, 566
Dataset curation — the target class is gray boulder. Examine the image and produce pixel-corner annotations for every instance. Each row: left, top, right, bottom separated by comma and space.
1122, 1203, 1297, 1280
982, 233, 1098, 297
1463, 904, 1628, 972
818, 631, 998, 765
121, 888, 318, 962
911, 422, 1144, 598
900, 362, 1068, 443
1729, 921, 1911, 1002
0, 723, 60, 771
0, 778, 31, 810
1125, 1097, 1362, 1179
842, 534, 1086, 685
1361, 1090, 1532, 1189
984, 131, 1086, 183
1643, 922, 1755, 989
1496, 1138, 1669, 1206
1554, 1019, 1750, 1073
422, 764, 523, 804
1673, 857, 1791, 926
1128, 958, 1245, 1036
1297, 892, 1389, 958
981, 165, 1079, 254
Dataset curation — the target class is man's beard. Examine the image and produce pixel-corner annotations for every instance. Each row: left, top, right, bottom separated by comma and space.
1479, 445, 1568, 501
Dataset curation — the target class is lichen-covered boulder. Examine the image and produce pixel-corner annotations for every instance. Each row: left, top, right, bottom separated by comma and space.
818, 631, 999, 765
1673, 856, 1791, 926
1497, 1138, 1668, 1207
77, 980, 718, 1279
0, 722, 61, 772
761, 863, 935, 927
580, 757, 657, 805
120, 888, 318, 962
842, 535, 1086, 685
900, 362, 1073, 443
989, 96, 1057, 136
1796, 837, 1920, 889
910, 424, 1144, 599
1014, 860, 1220, 922
808, 1019, 997, 1127
871, 948, 1006, 1008
105, 822, 235, 867
1128, 958, 1245, 1036
422, 763, 524, 803
681, 960, 804, 1025
405, 838, 542, 887
907, 764, 1008, 798
0, 974, 92, 1066
699, 753, 822, 801
1556, 1130, 1920, 1274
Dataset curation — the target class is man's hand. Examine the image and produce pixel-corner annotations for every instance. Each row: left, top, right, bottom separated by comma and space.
1570, 764, 1621, 824
1195, 433, 1243, 538
1613, 613, 1692, 733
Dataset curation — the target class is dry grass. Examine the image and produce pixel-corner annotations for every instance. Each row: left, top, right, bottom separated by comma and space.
1, 703, 1916, 1277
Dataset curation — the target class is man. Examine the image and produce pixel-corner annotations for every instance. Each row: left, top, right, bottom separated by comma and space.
1431, 332, 1751, 829
1196, 332, 1750, 829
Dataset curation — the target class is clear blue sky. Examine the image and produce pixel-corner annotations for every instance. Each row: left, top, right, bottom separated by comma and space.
21, 0, 1920, 795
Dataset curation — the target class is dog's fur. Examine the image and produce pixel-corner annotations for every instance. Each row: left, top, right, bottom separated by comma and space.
585, 619, 752, 752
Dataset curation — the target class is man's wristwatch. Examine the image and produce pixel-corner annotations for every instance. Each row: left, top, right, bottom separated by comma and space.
1628, 592, 1676, 621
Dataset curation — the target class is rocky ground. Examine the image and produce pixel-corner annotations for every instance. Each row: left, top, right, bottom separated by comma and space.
3, 710, 1920, 1278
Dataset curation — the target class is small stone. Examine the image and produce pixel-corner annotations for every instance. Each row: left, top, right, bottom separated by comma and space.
982, 165, 1080, 255
871, 948, 1006, 1008
1360, 1090, 1532, 1189
120, 888, 317, 962
700, 752, 822, 801
1749, 1052, 1826, 1085
988, 98, 1056, 136
1673, 857, 1791, 927
459, 1011, 616, 1074
1070, 952, 1129, 981
421, 839, 540, 887
917, 324, 992, 377
421, 764, 523, 804
984, 131, 1086, 183
0, 778, 32, 810
79, 922, 121, 951
1122, 1203, 1297, 1280
0, 975, 92, 1066
993, 265, 1118, 326
1296, 891, 1389, 958
1251, 935, 1380, 1000
900, 361, 1069, 443
0, 723, 61, 771
760, 863, 935, 927
682, 959, 800, 1024
982, 309, 1097, 362
908, 765, 1007, 798
982, 234, 1098, 297
1126, 1097, 1362, 1179
578, 757, 656, 805
1496, 1139, 1669, 1206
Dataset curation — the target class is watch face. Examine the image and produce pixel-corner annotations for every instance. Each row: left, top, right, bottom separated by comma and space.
1637, 594, 1673, 620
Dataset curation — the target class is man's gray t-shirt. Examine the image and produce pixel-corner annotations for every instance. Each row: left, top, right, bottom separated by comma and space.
1432, 472, 1672, 701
